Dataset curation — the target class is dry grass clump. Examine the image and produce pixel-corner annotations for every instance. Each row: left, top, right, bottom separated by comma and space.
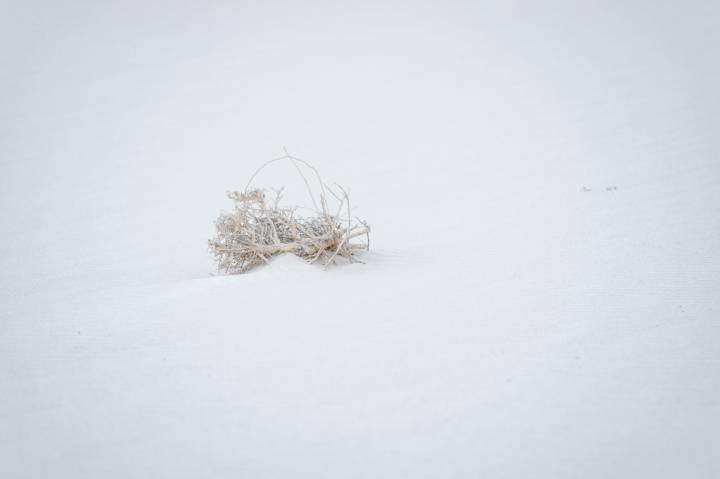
209, 153, 370, 273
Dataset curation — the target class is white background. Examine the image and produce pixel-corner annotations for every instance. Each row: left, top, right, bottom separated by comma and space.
1, 1, 719, 477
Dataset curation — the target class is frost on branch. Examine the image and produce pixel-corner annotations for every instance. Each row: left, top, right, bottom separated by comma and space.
208, 154, 370, 273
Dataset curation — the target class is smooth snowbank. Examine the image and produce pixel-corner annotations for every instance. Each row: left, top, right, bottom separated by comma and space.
1, 1, 719, 478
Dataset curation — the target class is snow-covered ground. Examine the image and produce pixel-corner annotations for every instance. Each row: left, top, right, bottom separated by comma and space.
1, 1, 719, 477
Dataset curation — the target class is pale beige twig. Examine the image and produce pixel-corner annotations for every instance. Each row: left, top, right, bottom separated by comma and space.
210, 154, 370, 273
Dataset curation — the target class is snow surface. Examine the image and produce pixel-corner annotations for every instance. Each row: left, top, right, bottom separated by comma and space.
1, 1, 719, 477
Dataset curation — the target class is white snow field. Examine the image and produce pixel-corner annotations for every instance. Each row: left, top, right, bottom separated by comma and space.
1, 1, 719, 477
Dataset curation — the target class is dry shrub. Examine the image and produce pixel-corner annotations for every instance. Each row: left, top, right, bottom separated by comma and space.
209, 153, 370, 273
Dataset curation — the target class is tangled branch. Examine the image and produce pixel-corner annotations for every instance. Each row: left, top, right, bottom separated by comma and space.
208, 153, 370, 273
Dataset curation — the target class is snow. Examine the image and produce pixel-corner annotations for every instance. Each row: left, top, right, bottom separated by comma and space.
1, 1, 719, 477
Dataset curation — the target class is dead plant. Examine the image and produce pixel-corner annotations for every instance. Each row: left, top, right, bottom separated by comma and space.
208, 152, 370, 273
